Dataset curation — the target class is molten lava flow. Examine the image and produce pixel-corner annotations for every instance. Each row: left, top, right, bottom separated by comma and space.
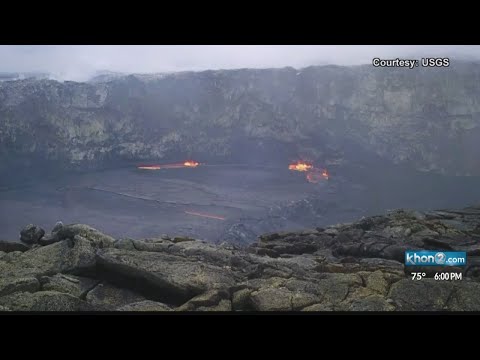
138, 160, 201, 170
185, 211, 225, 221
321, 169, 329, 180
289, 161, 313, 172
184, 160, 199, 167
288, 160, 330, 183
137, 165, 162, 170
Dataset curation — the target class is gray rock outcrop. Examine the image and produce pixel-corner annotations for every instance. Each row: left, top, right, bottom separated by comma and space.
1, 206, 480, 311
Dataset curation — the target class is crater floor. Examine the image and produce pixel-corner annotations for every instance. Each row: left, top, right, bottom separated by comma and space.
1, 164, 480, 244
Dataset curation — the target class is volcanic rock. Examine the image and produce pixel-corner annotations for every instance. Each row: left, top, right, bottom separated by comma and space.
0, 240, 30, 253
85, 282, 146, 310
0, 276, 40, 297
40, 274, 99, 298
0, 291, 95, 311
56, 224, 115, 248
116, 300, 172, 311
95, 248, 236, 305
52, 221, 64, 233
20, 224, 45, 244
176, 289, 231, 311
1, 205, 480, 311
38, 233, 61, 246
0, 235, 97, 279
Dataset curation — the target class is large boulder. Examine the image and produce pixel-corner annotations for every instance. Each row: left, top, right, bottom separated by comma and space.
0, 235, 97, 279
20, 224, 45, 244
96, 248, 236, 305
56, 224, 115, 248
52, 221, 64, 233
124, 237, 247, 269
250, 288, 294, 311
38, 233, 61, 246
37, 222, 66, 246
388, 279, 455, 311
240, 273, 367, 311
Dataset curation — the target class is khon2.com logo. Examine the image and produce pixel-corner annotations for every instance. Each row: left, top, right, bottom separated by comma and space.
405, 251, 467, 266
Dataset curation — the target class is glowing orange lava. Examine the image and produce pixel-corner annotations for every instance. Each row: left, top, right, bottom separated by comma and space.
138, 160, 201, 170
184, 160, 199, 167
185, 211, 225, 221
288, 161, 313, 172
137, 165, 162, 170
289, 160, 329, 183
321, 169, 329, 180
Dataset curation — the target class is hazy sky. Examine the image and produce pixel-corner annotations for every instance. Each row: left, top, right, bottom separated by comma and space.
1, 45, 479, 81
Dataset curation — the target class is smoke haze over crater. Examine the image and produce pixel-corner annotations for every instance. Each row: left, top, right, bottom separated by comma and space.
1, 45, 480, 81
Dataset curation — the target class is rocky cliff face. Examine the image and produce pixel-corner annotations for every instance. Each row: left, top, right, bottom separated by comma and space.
1, 206, 479, 311
1, 61, 480, 176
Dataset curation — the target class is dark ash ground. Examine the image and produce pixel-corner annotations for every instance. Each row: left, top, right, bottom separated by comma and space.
1, 163, 480, 244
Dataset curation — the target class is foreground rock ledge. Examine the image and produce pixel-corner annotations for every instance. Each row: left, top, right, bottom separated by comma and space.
1, 207, 480, 311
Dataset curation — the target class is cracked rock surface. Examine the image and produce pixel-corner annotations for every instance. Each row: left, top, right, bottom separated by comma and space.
1, 206, 480, 311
